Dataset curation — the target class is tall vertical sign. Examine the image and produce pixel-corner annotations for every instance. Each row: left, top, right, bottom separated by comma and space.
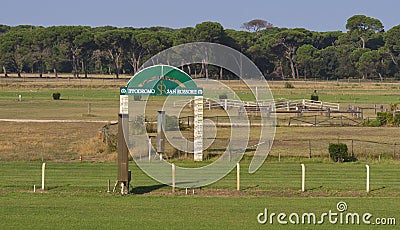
119, 87, 128, 115
194, 96, 203, 161
118, 87, 129, 193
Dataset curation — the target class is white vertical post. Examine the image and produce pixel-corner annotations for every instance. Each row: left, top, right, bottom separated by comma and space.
148, 138, 152, 161
301, 163, 305, 192
41, 163, 46, 190
366, 165, 370, 193
172, 163, 176, 192
236, 163, 240, 191
255, 87, 258, 102
34, 185, 36, 193
194, 96, 203, 161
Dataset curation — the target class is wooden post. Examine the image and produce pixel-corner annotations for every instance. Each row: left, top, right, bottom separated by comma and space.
308, 140, 312, 158
236, 163, 240, 191
366, 165, 370, 193
172, 163, 176, 193
301, 164, 305, 192
87, 103, 91, 114
394, 143, 396, 159
350, 139, 354, 157
185, 139, 188, 159
41, 163, 46, 190
228, 146, 231, 162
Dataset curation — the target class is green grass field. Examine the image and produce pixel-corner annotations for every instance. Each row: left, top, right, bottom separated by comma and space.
1, 79, 400, 229
1, 160, 399, 229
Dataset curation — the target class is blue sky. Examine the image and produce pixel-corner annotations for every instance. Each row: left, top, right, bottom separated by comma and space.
1, 0, 399, 31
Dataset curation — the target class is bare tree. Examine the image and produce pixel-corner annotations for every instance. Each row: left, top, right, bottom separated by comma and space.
241, 19, 273, 32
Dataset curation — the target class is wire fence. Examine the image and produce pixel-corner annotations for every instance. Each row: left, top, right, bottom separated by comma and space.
268, 138, 398, 161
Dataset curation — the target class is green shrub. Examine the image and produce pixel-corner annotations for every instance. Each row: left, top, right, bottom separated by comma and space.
310, 89, 319, 101
219, 94, 228, 100
52, 92, 61, 100
364, 119, 382, 127
328, 143, 356, 162
376, 112, 390, 125
310, 94, 319, 101
284, 82, 294, 88
376, 112, 400, 126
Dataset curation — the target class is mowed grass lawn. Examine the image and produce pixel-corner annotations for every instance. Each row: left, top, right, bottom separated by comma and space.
1, 160, 399, 229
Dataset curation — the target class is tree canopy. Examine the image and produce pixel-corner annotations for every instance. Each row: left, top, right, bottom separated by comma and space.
0, 15, 399, 80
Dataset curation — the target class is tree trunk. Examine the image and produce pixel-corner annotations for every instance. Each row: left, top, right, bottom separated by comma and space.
360, 37, 366, 49
389, 53, 398, 65
114, 57, 120, 79
17, 71, 21, 78
288, 55, 296, 79
205, 64, 208, 79
2, 66, 7, 77
54, 68, 58, 78
38, 62, 43, 77
187, 65, 191, 76
378, 72, 383, 82
84, 60, 88, 78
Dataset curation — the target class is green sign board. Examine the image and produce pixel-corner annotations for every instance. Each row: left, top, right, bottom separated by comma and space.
121, 79, 203, 96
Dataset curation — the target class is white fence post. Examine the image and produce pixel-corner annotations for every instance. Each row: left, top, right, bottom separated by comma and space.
172, 163, 176, 193
366, 165, 370, 193
148, 138, 152, 161
301, 164, 305, 192
236, 163, 240, 191
41, 163, 46, 190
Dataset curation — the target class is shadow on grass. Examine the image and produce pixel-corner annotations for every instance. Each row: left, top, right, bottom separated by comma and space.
371, 186, 385, 192
130, 184, 167, 194
307, 186, 323, 191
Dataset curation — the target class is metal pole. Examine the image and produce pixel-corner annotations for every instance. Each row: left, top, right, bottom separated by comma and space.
117, 114, 129, 188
